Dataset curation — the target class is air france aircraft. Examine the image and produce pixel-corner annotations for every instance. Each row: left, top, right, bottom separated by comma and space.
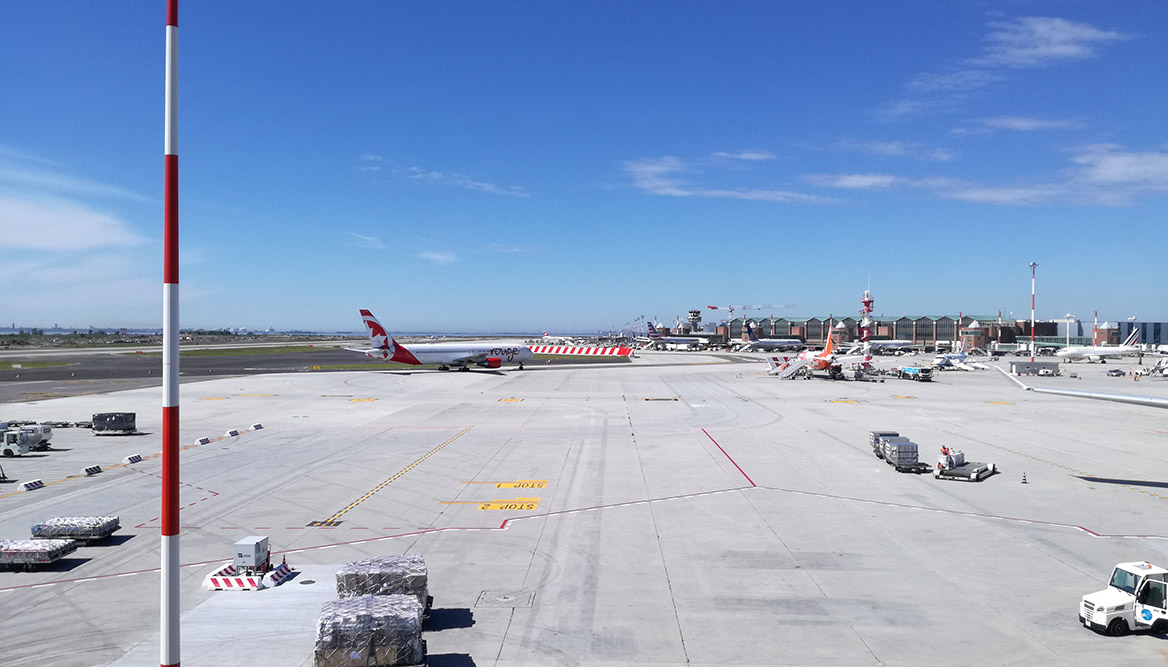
1056, 329, 1141, 363
348, 309, 533, 371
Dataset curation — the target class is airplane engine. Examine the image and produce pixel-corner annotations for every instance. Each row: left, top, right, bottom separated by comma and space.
478, 358, 503, 369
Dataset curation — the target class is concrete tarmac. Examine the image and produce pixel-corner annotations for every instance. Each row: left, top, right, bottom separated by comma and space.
1, 354, 1167, 666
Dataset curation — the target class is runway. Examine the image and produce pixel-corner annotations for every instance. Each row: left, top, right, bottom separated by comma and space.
1, 353, 1167, 665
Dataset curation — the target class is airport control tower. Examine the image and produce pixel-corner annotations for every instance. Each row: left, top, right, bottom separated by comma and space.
687, 310, 702, 334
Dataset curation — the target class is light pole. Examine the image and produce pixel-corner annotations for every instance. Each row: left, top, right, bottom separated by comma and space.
1029, 262, 1037, 362
1064, 313, 1075, 348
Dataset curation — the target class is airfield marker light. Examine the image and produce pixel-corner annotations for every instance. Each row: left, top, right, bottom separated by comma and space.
161, 1, 181, 666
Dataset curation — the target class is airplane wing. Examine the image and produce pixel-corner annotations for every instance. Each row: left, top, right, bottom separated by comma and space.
345, 347, 388, 359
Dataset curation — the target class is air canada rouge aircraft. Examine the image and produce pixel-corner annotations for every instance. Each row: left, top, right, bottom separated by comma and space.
348, 309, 533, 371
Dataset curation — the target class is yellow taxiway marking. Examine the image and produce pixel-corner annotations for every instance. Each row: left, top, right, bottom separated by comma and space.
311, 426, 472, 526
200, 397, 228, 401
830, 399, 859, 404
498, 398, 524, 402
350, 398, 377, 403
462, 480, 547, 489
478, 498, 540, 511
235, 394, 277, 397
988, 401, 1012, 405
892, 395, 917, 399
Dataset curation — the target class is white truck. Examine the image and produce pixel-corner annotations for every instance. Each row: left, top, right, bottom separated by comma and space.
2, 430, 32, 457
1081, 561, 1168, 636
18, 424, 52, 451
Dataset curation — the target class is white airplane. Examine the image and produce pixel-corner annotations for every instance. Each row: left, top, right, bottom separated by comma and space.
932, 342, 967, 368
736, 322, 803, 352
765, 336, 863, 378
539, 332, 576, 345
1056, 329, 1141, 363
348, 309, 533, 371
641, 323, 704, 349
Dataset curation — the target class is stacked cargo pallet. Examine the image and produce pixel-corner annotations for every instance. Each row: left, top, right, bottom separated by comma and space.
31, 516, 120, 541
314, 555, 430, 667
0, 539, 77, 570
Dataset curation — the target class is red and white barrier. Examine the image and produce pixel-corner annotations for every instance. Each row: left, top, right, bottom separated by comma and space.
528, 346, 632, 356
203, 563, 266, 591
263, 562, 294, 588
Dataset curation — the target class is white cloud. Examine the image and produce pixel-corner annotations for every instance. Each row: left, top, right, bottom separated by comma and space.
624, 156, 835, 204
972, 17, 1133, 68
877, 99, 928, 119
803, 173, 902, 190
833, 139, 954, 161
981, 116, 1081, 131
884, 17, 1133, 121
712, 150, 776, 161
908, 69, 1002, 92
345, 232, 384, 250
487, 243, 532, 254
0, 166, 149, 202
417, 251, 457, 265
0, 196, 148, 250
804, 145, 1168, 206
388, 165, 529, 197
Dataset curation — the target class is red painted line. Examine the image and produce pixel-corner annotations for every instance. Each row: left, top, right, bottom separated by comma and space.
702, 428, 756, 487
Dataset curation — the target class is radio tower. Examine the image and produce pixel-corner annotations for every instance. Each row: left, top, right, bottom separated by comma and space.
859, 288, 874, 369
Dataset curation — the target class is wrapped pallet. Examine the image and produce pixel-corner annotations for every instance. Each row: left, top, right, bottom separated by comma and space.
0, 539, 77, 568
314, 594, 424, 667
336, 555, 428, 609
31, 516, 120, 541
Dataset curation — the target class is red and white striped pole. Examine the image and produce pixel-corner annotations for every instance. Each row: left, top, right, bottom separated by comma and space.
1029, 262, 1037, 363
161, 1, 180, 665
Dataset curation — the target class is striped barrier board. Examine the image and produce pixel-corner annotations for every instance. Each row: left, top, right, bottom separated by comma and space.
250, 423, 263, 430
203, 563, 266, 591
21, 479, 45, 491
194, 437, 211, 445
81, 465, 103, 476
528, 346, 633, 356
224, 429, 240, 437
122, 454, 143, 464
263, 562, 294, 587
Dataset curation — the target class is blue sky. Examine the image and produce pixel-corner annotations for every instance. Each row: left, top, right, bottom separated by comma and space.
2, 2, 1165, 333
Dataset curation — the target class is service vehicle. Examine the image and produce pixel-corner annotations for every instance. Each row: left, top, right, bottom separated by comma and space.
1107, 368, 1126, 377
17, 424, 52, 450
934, 446, 996, 481
1081, 562, 1168, 636
897, 366, 933, 382
2, 430, 31, 457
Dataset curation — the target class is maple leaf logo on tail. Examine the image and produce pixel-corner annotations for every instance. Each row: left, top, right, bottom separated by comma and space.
359, 309, 396, 359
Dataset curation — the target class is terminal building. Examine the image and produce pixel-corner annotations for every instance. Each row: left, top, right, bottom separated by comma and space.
712, 315, 1057, 351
